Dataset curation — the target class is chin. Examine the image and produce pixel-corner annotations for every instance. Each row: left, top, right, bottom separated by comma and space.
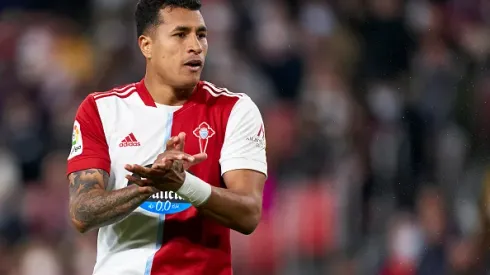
178, 76, 201, 89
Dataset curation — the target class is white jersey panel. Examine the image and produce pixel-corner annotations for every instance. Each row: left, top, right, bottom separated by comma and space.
92, 93, 174, 275
219, 96, 267, 176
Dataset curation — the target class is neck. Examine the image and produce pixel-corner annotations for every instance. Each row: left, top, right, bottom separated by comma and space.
144, 71, 195, 106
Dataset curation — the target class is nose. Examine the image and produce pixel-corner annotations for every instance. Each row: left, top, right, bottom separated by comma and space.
188, 34, 203, 54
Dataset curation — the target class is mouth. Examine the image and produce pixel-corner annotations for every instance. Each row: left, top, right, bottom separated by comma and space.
184, 59, 203, 70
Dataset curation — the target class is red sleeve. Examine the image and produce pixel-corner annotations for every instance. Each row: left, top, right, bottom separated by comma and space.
66, 94, 110, 175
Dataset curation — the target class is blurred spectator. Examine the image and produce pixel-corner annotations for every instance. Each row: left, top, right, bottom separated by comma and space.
379, 213, 422, 275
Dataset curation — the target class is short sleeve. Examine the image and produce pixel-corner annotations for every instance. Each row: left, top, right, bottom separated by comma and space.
219, 97, 267, 176
66, 95, 110, 175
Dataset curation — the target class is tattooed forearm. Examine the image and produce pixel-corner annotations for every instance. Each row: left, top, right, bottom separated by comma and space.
68, 169, 153, 233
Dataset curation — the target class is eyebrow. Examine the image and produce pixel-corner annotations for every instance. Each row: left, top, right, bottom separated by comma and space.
172, 25, 207, 33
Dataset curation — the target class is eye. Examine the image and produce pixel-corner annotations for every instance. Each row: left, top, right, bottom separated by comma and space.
198, 33, 207, 39
175, 33, 186, 38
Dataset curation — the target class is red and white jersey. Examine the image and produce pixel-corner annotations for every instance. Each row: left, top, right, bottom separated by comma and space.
66, 79, 267, 275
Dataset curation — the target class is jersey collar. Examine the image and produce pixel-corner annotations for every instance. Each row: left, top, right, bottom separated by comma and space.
136, 79, 157, 107
135, 79, 203, 115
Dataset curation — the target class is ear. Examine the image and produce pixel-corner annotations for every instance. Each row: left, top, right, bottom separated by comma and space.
138, 35, 152, 59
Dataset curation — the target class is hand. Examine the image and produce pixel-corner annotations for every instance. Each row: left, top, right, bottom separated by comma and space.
151, 132, 207, 171
124, 132, 207, 192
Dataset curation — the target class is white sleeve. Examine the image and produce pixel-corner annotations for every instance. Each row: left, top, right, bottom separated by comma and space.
220, 96, 267, 176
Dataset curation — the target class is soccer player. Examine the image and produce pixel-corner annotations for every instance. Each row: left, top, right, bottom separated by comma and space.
65, 0, 267, 274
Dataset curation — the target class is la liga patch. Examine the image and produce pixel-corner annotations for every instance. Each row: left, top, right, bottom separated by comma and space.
68, 120, 83, 160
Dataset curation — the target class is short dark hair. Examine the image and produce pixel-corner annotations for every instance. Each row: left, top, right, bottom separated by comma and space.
135, 0, 202, 37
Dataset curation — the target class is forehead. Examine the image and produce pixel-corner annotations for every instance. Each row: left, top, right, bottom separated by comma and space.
158, 7, 205, 29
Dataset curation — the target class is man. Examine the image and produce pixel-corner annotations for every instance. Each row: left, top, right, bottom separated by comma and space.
66, 0, 267, 274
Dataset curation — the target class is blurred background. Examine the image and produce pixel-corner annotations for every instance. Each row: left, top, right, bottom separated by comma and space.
1, 0, 490, 274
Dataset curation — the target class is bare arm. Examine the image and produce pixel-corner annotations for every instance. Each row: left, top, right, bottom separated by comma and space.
197, 170, 265, 235
68, 169, 154, 233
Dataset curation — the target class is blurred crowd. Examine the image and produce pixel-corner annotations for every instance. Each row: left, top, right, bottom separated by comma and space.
1, 0, 490, 274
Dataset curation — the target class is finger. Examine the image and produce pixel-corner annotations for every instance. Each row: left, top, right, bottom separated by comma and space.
125, 175, 154, 186
151, 158, 173, 169
129, 164, 165, 178
153, 157, 195, 172
183, 153, 208, 170
126, 174, 152, 184
175, 132, 186, 151
124, 164, 136, 173
152, 162, 172, 170
165, 136, 180, 151
125, 164, 149, 173
191, 153, 207, 164
163, 152, 205, 163
126, 164, 156, 176
155, 153, 195, 165
126, 164, 150, 177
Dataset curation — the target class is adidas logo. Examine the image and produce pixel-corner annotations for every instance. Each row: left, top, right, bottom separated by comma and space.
119, 133, 141, 147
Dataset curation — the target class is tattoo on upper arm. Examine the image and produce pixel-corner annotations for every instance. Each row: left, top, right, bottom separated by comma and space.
69, 169, 109, 197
